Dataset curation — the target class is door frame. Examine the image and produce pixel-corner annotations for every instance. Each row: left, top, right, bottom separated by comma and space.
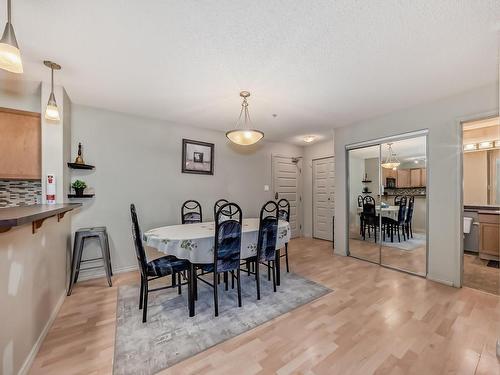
312, 155, 335, 241
458, 110, 499, 288
345, 129, 430, 277
271, 154, 303, 237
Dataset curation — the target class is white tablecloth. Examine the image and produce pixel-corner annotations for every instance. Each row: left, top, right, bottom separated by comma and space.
143, 218, 291, 264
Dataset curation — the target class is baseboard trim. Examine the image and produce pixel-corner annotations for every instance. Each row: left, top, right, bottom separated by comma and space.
18, 290, 66, 375
77, 264, 138, 281
427, 275, 455, 287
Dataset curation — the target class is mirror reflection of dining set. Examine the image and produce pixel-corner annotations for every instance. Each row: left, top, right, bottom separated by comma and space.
358, 194, 415, 243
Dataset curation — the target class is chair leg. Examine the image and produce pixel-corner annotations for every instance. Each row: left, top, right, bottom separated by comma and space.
246, 260, 250, 276
285, 243, 290, 273
231, 270, 235, 289
267, 263, 271, 281
139, 276, 144, 309
271, 261, 276, 293
172, 272, 176, 287
224, 271, 228, 291
236, 268, 242, 307
256, 261, 261, 300
397, 226, 400, 242
177, 272, 182, 295
98, 234, 112, 287
410, 223, 413, 238
74, 236, 85, 284
213, 272, 219, 317
67, 234, 81, 296
142, 282, 148, 323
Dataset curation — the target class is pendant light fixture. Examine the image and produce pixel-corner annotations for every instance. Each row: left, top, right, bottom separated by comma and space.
381, 143, 400, 169
0, 0, 23, 73
44, 60, 61, 121
226, 91, 264, 146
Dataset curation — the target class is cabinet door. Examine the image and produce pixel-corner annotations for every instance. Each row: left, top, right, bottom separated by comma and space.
420, 168, 427, 187
410, 168, 421, 187
0, 108, 41, 179
479, 223, 500, 259
397, 170, 410, 187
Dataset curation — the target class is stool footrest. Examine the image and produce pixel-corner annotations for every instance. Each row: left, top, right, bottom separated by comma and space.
81, 257, 104, 263
77, 265, 107, 271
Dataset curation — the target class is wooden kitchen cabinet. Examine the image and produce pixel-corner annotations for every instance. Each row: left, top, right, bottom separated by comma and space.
0, 108, 41, 180
479, 213, 500, 261
420, 168, 427, 187
410, 168, 421, 187
397, 169, 411, 188
382, 168, 397, 187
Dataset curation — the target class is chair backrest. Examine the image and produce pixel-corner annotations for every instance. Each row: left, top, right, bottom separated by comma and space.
181, 200, 202, 224
213, 203, 243, 272
397, 196, 407, 223
130, 204, 148, 278
405, 197, 414, 224
277, 198, 290, 221
363, 195, 376, 217
214, 198, 229, 219
357, 195, 364, 208
394, 195, 403, 205
257, 201, 279, 262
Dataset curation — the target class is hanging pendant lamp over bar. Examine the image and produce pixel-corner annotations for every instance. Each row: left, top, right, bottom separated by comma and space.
226, 91, 264, 146
381, 142, 401, 169
0, 0, 23, 73
44, 60, 61, 121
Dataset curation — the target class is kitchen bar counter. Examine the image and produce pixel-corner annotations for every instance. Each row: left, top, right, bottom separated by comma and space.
0, 203, 81, 232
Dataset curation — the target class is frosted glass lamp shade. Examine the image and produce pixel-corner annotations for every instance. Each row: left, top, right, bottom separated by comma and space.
45, 93, 60, 121
226, 129, 264, 146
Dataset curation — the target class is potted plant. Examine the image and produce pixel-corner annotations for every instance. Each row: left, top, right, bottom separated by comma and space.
72, 180, 87, 196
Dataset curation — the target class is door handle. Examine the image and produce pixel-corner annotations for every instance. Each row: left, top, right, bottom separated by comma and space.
275, 192, 279, 200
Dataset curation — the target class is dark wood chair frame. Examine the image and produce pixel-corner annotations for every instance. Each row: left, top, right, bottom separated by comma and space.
277, 198, 291, 273
181, 199, 203, 224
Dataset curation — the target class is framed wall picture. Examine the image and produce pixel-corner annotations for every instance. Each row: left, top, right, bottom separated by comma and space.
182, 139, 214, 175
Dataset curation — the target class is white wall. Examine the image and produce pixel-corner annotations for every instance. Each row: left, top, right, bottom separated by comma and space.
0, 83, 40, 113
334, 83, 499, 287
303, 137, 334, 237
70, 104, 303, 276
0, 215, 71, 375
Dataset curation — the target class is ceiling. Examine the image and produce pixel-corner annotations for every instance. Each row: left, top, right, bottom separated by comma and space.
1, 1, 499, 145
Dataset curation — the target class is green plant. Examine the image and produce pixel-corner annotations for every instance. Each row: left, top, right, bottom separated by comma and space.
71, 180, 87, 189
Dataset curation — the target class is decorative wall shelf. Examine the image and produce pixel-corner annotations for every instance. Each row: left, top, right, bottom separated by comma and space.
68, 194, 95, 199
67, 162, 95, 170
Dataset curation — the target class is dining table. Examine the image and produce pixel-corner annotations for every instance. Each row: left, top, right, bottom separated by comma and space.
357, 205, 400, 218
143, 218, 291, 316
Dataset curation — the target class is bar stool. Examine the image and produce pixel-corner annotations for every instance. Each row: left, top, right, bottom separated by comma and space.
68, 227, 112, 296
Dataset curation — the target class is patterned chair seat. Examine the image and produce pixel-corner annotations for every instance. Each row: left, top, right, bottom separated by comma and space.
147, 256, 190, 277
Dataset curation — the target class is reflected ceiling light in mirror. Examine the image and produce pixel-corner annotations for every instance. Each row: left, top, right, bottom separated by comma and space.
478, 141, 493, 149
303, 135, 316, 143
381, 143, 400, 169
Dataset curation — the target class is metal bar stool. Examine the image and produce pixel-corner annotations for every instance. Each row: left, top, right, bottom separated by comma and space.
68, 226, 112, 296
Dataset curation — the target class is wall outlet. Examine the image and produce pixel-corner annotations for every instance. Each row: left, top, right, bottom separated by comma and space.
264, 185, 269, 191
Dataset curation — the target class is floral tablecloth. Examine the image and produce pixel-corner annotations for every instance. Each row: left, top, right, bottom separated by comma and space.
143, 218, 290, 264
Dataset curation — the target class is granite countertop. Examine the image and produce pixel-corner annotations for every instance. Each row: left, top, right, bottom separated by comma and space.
464, 205, 500, 212
0, 203, 81, 228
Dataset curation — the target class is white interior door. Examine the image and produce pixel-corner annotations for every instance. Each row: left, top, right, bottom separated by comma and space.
313, 157, 335, 241
272, 155, 302, 238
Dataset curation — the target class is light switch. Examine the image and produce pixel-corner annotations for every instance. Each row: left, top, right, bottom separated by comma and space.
264, 185, 269, 191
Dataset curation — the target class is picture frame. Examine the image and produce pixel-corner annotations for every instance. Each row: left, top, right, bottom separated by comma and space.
182, 139, 214, 175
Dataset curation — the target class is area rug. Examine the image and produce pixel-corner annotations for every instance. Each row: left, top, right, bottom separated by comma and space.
361, 232, 426, 251
113, 269, 331, 374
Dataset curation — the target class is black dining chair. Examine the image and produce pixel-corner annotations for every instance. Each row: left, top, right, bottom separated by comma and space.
358, 195, 365, 236
277, 198, 291, 273
362, 196, 380, 242
196, 202, 243, 316
130, 204, 190, 323
384, 196, 407, 242
181, 200, 202, 224
213, 198, 229, 219
394, 195, 403, 206
405, 196, 415, 239
245, 201, 279, 300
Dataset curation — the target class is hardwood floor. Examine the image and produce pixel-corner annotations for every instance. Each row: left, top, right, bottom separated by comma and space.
30, 238, 500, 374
463, 253, 500, 296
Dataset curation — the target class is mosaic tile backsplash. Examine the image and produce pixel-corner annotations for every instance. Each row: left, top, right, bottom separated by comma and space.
384, 187, 426, 196
0, 180, 42, 208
